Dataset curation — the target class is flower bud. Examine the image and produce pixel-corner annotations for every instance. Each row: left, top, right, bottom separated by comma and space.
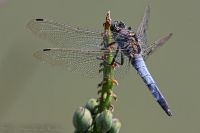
74, 129, 81, 133
95, 110, 113, 132
73, 107, 93, 132
107, 118, 121, 133
85, 98, 98, 114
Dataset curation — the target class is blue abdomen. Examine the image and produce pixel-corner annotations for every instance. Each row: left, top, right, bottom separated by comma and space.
131, 54, 172, 116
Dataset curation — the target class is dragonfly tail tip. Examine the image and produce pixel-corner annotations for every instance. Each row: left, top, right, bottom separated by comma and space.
166, 109, 172, 116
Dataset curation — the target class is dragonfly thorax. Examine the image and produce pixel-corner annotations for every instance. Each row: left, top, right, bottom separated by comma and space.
110, 21, 141, 57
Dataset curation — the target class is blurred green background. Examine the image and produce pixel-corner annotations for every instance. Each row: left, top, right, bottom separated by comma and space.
0, 0, 199, 132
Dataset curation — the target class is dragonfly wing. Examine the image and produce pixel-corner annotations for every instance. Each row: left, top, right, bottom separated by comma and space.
27, 19, 102, 49
34, 48, 131, 79
136, 4, 150, 51
142, 33, 173, 60
34, 48, 105, 77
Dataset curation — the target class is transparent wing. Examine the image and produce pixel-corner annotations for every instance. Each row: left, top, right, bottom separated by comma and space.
142, 33, 173, 60
136, 4, 150, 51
27, 19, 102, 50
34, 48, 130, 79
34, 48, 104, 77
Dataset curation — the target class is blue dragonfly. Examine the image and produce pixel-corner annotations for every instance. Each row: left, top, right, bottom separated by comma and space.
27, 5, 172, 116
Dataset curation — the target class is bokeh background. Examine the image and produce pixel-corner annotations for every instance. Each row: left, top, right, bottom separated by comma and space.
0, 0, 199, 132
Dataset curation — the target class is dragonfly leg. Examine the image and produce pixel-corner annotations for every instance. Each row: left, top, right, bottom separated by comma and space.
110, 46, 119, 65
110, 47, 124, 67
116, 52, 124, 65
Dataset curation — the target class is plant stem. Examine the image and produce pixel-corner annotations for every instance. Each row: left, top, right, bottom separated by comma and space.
97, 11, 116, 113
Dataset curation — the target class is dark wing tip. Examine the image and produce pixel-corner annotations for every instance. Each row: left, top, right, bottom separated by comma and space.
27, 18, 45, 33
33, 48, 52, 60
43, 48, 51, 51
35, 18, 44, 21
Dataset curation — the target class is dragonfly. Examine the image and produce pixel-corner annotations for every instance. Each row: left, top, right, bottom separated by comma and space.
27, 5, 172, 116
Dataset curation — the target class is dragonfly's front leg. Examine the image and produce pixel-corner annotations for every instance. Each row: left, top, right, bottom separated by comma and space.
110, 46, 124, 67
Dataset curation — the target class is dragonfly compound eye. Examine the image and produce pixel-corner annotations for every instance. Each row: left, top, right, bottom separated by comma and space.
110, 22, 117, 32
110, 21, 126, 32
118, 21, 125, 29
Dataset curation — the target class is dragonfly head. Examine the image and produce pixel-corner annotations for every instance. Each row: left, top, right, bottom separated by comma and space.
110, 21, 127, 32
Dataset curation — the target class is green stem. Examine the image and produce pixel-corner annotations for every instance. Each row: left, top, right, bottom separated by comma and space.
73, 11, 121, 133
92, 11, 117, 133
98, 11, 115, 113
